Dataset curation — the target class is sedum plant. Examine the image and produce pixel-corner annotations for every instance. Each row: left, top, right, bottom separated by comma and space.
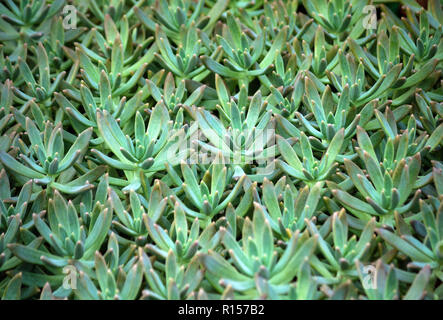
257, 177, 324, 238
199, 204, 318, 299
139, 247, 204, 300
160, 154, 251, 221
143, 201, 219, 262
109, 183, 167, 245
202, 12, 287, 91
0, 172, 34, 272
0, 0, 442, 301
10, 188, 112, 267
15, 43, 65, 109
306, 210, 376, 284
0, 0, 65, 60
355, 259, 432, 300
146, 71, 206, 114
328, 126, 423, 224
0, 119, 104, 194
296, 76, 375, 144
376, 166, 443, 282
73, 243, 144, 300
276, 127, 345, 185
196, 90, 278, 180
93, 104, 192, 191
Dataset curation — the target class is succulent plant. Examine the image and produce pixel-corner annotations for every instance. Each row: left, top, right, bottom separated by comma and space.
276, 127, 345, 185
257, 177, 324, 238
92, 104, 192, 191
0, 119, 105, 194
376, 166, 443, 282
73, 240, 143, 300
140, 247, 204, 300
160, 154, 251, 221
0, 0, 441, 301
0, 0, 65, 60
328, 126, 423, 224
199, 204, 318, 299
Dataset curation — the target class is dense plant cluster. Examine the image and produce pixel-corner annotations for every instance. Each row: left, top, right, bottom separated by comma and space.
0, 0, 442, 300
